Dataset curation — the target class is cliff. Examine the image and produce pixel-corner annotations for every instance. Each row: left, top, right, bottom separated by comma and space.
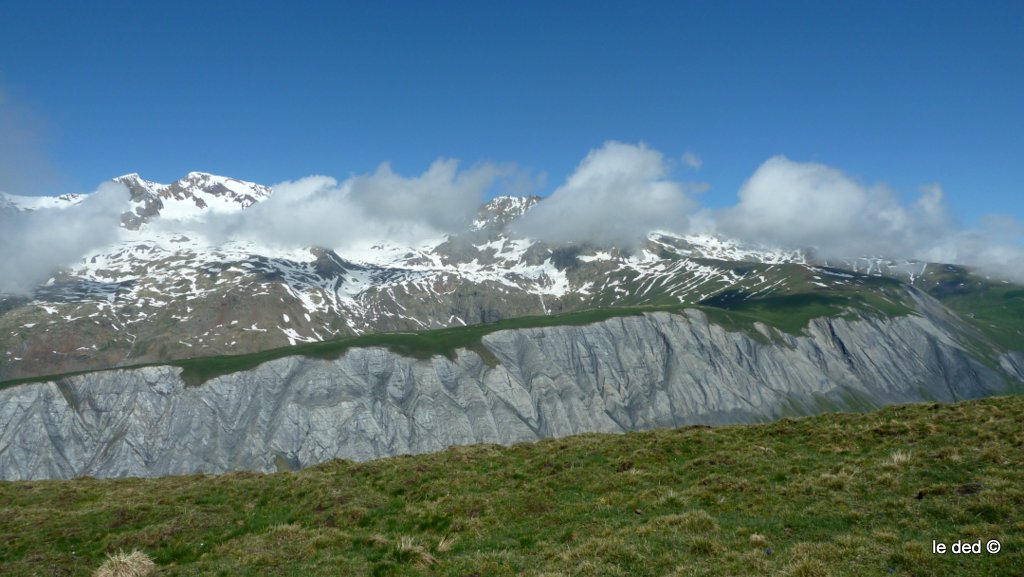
1, 308, 1020, 480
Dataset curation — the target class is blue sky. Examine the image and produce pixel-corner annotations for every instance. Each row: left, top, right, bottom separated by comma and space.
0, 1, 1021, 227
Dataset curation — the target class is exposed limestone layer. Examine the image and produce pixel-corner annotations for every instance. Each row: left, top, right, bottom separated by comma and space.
1, 310, 1019, 480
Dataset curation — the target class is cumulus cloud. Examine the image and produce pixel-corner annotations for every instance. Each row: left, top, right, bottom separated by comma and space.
717, 156, 950, 258
0, 182, 129, 295
348, 160, 509, 231
4, 143, 1022, 295
512, 141, 697, 248
681, 151, 703, 170
912, 213, 1024, 282
716, 156, 1024, 281
194, 159, 517, 251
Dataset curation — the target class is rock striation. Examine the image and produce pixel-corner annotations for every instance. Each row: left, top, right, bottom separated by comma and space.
0, 309, 1020, 480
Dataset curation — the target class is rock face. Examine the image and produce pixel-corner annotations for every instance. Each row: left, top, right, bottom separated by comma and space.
0, 309, 1019, 480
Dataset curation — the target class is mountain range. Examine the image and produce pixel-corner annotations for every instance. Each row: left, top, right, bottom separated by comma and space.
0, 173, 1021, 479
4, 171, 1018, 382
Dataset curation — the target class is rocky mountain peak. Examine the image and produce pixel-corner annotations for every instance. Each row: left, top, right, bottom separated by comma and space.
113, 172, 271, 228
472, 195, 541, 230
171, 172, 272, 207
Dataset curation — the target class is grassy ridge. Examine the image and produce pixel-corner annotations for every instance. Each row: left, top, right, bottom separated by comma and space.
921, 267, 1024, 352
1, 292, 900, 390
0, 269, 993, 391
1, 396, 1021, 576
700, 288, 912, 335
0, 305, 666, 390
167, 283, 919, 387
155, 270, 1024, 387
174, 304, 669, 387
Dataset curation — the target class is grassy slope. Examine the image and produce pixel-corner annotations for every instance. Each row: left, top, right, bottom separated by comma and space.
0, 304, 668, 389
165, 265, 1016, 387
920, 266, 1024, 352
0, 279, 921, 390
5, 263, 1017, 391
1, 396, 1021, 576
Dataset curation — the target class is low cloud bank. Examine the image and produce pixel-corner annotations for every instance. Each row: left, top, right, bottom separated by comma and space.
715, 156, 1023, 282
917, 226, 1024, 282
717, 157, 950, 258
194, 159, 520, 250
0, 182, 129, 294
199, 142, 701, 254
512, 141, 698, 248
1, 143, 1021, 293
511, 146, 1021, 282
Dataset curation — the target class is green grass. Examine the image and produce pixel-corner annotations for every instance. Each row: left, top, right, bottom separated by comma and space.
700, 282, 914, 336
920, 266, 1024, 352
692, 263, 915, 335
2, 396, 1021, 576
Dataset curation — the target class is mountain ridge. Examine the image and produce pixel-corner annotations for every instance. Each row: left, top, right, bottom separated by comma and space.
2, 304, 1021, 480
1, 172, 1021, 384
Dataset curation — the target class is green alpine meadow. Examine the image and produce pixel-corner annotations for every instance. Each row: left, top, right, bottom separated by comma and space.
2, 395, 1021, 576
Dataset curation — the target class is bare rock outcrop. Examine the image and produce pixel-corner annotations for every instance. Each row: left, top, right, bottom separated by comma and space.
0, 310, 1019, 480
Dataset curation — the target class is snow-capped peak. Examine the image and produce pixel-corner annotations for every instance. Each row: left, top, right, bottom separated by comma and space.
471, 195, 541, 230
167, 172, 271, 207
114, 172, 272, 227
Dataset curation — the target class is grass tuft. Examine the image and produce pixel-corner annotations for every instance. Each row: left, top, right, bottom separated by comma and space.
435, 534, 457, 553
394, 535, 437, 568
91, 550, 155, 577
654, 510, 720, 533
886, 449, 913, 467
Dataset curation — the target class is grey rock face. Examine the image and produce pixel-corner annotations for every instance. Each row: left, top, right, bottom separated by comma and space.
0, 310, 1018, 480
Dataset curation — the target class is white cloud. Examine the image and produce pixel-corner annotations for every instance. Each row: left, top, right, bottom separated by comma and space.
0, 182, 129, 294
717, 156, 949, 258
915, 214, 1024, 283
716, 156, 1024, 282
195, 159, 516, 251
347, 160, 507, 232
681, 151, 703, 171
4, 145, 1022, 295
512, 141, 697, 248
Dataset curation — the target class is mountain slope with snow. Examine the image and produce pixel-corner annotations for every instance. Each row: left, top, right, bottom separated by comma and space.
1, 172, 1021, 382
